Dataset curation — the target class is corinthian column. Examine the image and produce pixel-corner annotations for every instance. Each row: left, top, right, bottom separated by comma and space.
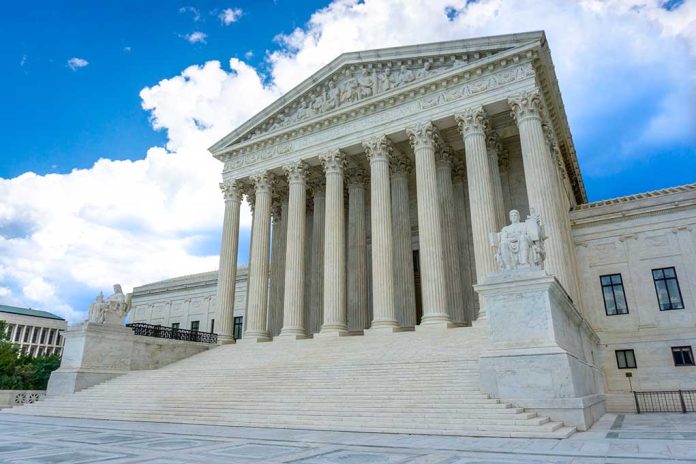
486, 130, 507, 229
363, 136, 399, 331
451, 160, 476, 323
390, 152, 417, 329
406, 122, 452, 327
435, 145, 466, 326
279, 161, 308, 339
214, 179, 241, 343
455, 108, 498, 297
346, 165, 369, 334
267, 188, 287, 337
319, 150, 348, 336
308, 176, 325, 335
243, 171, 273, 342
509, 89, 578, 297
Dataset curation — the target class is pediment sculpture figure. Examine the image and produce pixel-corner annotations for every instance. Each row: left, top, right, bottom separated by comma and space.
490, 209, 546, 271
87, 283, 132, 325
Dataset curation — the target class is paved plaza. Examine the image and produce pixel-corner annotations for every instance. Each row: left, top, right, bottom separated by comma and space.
1, 412, 695, 463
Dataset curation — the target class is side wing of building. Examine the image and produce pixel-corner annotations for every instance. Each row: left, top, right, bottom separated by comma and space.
571, 184, 696, 411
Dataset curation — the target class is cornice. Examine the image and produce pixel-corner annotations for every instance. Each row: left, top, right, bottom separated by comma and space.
215, 43, 540, 162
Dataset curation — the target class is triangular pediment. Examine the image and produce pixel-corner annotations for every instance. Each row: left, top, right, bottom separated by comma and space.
210, 32, 544, 155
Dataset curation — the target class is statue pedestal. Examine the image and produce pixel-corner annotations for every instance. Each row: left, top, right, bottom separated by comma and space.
475, 269, 605, 431
47, 322, 135, 396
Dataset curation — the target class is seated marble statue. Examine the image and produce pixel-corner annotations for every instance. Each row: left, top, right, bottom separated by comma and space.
87, 284, 132, 325
491, 209, 546, 271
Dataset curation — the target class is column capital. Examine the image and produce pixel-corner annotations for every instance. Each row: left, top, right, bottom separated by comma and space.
390, 150, 413, 176
307, 172, 326, 197
345, 165, 368, 187
485, 129, 503, 154
219, 179, 241, 203
250, 171, 275, 193
319, 149, 346, 175
451, 157, 467, 183
434, 143, 454, 168
455, 106, 488, 139
283, 160, 309, 185
363, 135, 393, 163
239, 181, 256, 211
508, 88, 544, 124
406, 121, 440, 151
542, 121, 568, 180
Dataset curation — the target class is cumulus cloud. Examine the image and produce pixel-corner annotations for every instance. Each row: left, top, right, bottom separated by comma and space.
1, 0, 694, 321
219, 7, 243, 25
67, 57, 89, 71
179, 6, 201, 21
183, 31, 207, 44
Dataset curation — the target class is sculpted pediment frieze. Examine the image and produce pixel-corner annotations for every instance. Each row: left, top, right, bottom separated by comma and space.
226, 49, 514, 148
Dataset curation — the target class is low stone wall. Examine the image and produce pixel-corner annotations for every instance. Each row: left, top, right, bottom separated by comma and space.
47, 322, 212, 396
0, 390, 46, 409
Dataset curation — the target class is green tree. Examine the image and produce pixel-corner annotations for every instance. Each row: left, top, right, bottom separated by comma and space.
0, 321, 62, 390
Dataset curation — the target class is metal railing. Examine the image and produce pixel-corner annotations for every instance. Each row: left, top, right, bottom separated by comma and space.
126, 323, 218, 344
634, 390, 696, 413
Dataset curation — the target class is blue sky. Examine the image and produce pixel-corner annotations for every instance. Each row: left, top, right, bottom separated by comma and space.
0, 0, 694, 320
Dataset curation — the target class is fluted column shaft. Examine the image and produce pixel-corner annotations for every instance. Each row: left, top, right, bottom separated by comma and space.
364, 136, 399, 330
303, 205, 314, 335
406, 122, 451, 326
244, 172, 273, 341
280, 161, 308, 338
456, 108, 498, 298
390, 157, 417, 328
308, 183, 325, 335
346, 168, 369, 333
509, 89, 577, 297
451, 162, 476, 323
214, 180, 241, 343
435, 149, 466, 325
267, 193, 288, 337
320, 150, 348, 335
486, 133, 507, 229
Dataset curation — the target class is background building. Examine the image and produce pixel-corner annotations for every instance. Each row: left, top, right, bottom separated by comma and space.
1, 304, 67, 357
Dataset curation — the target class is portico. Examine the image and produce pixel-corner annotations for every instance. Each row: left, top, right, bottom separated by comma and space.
210, 32, 585, 342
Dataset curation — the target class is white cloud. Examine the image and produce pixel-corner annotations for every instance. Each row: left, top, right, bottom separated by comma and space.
124, 46, 132, 53
179, 6, 201, 21
67, 57, 89, 71
1, 0, 694, 322
219, 7, 243, 25
20, 54, 27, 67
183, 31, 207, 44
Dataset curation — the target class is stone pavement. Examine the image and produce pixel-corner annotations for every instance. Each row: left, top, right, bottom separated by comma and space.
1, 412, 695, 463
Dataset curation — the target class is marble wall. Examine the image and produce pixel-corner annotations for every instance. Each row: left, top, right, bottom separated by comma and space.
571, 186, 696, 411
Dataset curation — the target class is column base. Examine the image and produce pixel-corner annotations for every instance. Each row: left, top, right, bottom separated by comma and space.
316, 325, 350, 337
217, 335, 236, 345
348, 329, 365, 336
417, 313, 456, 330
364, 326, 408, 336
239, 331, 272, 343
277, 328, 308, 341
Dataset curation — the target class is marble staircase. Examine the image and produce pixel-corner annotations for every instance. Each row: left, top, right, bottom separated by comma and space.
6, 326, 575, 438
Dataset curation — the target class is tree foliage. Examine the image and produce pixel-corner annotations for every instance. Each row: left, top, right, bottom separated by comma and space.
0, 321, 62, 390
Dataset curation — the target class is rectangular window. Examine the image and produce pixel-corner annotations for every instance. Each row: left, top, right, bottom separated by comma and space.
31, 327, 38, 343
56, 332, 62, 346
39, 328, 46, 344
190, 320, 199, 332
15, 325, 23, 342
23, 327, 31, 342
652, 267, 684, 310
171, 322, 180, 329
233, 316, 243, 340
6, 324, 14, 339
48, 329, 55, 345
616, 349, 637, 369
210, 319, 215, 333
672, 346, 695, 367
600, 274, 629, 316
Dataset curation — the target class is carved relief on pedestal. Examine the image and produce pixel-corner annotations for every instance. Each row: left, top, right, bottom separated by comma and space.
490, 210, 547, 271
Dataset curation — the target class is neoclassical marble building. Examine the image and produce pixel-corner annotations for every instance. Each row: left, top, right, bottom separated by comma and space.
114, 32, 695, 432
209, 31, 584, 343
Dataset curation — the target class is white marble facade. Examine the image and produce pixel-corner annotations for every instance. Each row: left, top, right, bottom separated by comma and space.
130, 32, 696, 416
